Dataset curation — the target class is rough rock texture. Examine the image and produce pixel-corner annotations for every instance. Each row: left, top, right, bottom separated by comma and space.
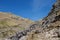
0, 0, 60, 40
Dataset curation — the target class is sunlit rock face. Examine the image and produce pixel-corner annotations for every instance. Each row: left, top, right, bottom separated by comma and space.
0, 0, 60, 40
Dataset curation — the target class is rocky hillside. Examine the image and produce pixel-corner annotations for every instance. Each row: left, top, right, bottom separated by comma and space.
0, 12, 34, 39
0, 0, 60, 40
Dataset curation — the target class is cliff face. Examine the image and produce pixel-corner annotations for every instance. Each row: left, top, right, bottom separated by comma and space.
0, 0, 60, 40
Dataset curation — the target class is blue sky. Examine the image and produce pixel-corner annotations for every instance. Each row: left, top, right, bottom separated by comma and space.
0, 0, 56, 20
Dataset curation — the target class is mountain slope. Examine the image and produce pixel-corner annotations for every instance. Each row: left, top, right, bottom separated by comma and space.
0, 12, 34, 38
8, 0, 60, 40
0, 0, 60, 40
25, 0, 60, 40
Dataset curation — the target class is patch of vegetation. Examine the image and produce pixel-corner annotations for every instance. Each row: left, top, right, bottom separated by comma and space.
0, 30, 16, 38
0, 19, 17, 29
19, 27, 25, 30
0, 21, 8, 29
